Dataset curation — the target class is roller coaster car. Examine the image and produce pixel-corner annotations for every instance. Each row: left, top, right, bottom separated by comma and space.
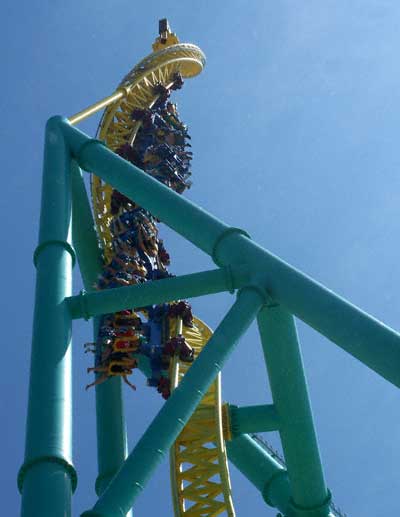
114, 327, 138, 338
158, 246, 170, 266
110, 189, 136, 214
165, 130, 187, 147
157, 377, 171, 399
152, 84, 171, 109
170, 73, 184, 90
98, 326, 116, 338
114, 316, 142, 328
113, 339, 137, 351
168, 301, 194, 327
116, 143, 143, 168
108, 362, 134, 376
143, 149, 161, 167
163, 335, 194, 363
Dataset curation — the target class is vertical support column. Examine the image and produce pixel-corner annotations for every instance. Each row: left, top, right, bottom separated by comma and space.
19, 117, 76, 517
257, 306, 331, 516
70, 163, 129, 504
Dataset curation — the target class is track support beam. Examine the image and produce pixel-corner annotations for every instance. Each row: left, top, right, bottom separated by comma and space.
70, 162, 103, 289
19, 118, 76, 517
66, 265, 250, 320
258, 305, 331, 516
228, 404, 280, 435
227, 434, 291, 514
70, 162, 129, 507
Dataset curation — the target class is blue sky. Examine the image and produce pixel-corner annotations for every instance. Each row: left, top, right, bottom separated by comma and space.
3, 1, 400, 515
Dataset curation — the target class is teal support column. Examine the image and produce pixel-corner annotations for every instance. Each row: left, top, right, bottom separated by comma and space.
59, 119, 400, 388
71, 161, 103, 289
19, 117, 76, 517
66, 265, 250, 319
69, 157, 129, 504
226, 434, 291, 514
81, 287, 265, 517
229, 404, 280, 435
93, 326, 129, 500
257, 306, 331, 516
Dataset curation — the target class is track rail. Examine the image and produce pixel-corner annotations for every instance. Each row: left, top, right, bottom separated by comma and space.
169, 317, 235, 517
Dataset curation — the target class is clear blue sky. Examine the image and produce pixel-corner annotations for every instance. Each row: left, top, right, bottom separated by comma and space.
3, 1, 400, 515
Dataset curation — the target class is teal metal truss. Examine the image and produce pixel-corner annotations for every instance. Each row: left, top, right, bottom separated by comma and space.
19, 116, 400, 516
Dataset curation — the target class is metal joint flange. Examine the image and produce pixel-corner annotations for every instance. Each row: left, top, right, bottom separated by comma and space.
212, 227, 251, 267
76, 138, 107, 171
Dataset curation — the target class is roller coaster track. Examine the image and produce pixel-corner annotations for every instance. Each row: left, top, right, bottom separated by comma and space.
169, 317, 235, 516
93, 41, 205, 263
90, 31, 236, 517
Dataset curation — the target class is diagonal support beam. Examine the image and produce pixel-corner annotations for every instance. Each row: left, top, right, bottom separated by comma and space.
80, 287, 265, 517
57, 117, 400, 388
227, 434, 291, 514
227, 435, 336, 517
66, 265, 250, 320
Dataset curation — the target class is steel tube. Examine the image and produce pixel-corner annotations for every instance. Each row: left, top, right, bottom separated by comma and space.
66, 265, 250, 319
71, 161, 103, 289
19, 117, 75, 517
258, 306, 330, 514
226, 434, 291, 514
229, 404, 280, 435
227, 435, 336, 517
81, 287, 264, 517
217, 233, 400, 388
68, 90, 124, 125
69, 161, 129, 504
60, 118, 229, 255
58, 118, 400, 387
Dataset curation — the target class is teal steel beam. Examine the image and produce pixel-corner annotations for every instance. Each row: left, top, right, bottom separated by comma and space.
258, 305, 331, 516
226, 434, 291, 514
227, 435, 336, 517
58, 118, 400, 388
71, 161, 103, 290
229, 404, 280, 436
19, 117, 76, 517
60, 118, 229, 255
215, 233, 400, 389
69, 160, 129, 503
93, 319, 128, 500
66, 265, 250, 319
81, 287, 265, 517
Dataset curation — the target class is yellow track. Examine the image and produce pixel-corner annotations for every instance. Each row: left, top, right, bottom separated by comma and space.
92, 42, 205, 263
169, 318, 235, 517
90, 33, 235, 517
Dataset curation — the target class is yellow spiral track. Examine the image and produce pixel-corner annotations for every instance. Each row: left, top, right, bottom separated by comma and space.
90, 34, 236, 517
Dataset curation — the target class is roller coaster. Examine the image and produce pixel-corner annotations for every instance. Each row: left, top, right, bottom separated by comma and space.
20, 19, 400, 517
